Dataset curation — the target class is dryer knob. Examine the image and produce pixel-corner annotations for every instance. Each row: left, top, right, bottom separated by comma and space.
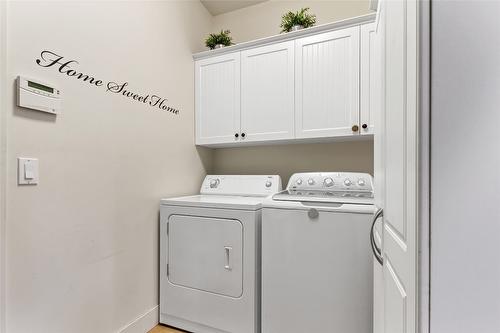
344, 178, 352, 186
308, 178, 315, 185
265, 181, 272, 188
358, 178, 366, 186
209, 179, 220, 188
296, 178, 303, 185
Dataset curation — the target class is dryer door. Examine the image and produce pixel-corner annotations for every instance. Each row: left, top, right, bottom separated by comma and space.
168, 215, 243, 298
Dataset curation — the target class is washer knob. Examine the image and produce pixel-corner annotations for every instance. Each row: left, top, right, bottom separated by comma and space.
265, 181, 272, 188
209, 179, 220, 188
358, 178, 366, 186
344, 178, 352, 186
296, 178, 303, 185
308, 178, 315, 185
323, 177, 334, 187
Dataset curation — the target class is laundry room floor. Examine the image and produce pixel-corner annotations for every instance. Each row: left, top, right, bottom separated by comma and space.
149, 325, 184, 333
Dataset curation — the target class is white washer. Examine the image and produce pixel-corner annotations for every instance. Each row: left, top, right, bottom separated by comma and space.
261, 172, 375, 333
160, 175, 281, 333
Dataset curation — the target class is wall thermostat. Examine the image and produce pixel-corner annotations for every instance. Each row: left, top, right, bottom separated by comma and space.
17, 76, 61, 114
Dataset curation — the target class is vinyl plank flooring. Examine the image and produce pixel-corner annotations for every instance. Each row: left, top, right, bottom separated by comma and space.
148, 324, 186, 333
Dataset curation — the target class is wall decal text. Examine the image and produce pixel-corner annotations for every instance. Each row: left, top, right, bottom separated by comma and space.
35, 50, 180, 115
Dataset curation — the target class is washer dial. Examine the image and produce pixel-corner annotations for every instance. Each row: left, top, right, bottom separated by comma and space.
323, 177, 334, 187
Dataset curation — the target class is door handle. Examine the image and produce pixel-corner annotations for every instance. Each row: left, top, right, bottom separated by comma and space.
370, 208, 384, 265
224, 246, 232, 271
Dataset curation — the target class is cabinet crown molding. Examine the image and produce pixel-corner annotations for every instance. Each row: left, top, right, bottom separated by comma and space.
193, 13, 376, 60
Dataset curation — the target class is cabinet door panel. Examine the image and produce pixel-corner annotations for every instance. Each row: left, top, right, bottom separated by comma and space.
241, 41, 294, 142
195, 53, 240, 145
295, 27, 360, 138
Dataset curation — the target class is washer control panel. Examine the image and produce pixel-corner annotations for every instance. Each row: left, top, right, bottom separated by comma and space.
288, 172, 373, 192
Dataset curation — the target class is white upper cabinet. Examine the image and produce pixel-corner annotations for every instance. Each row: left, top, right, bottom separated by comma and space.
360, 23, 379, 135
195, 52, 240, 145
241, 41, 295, 143
295, 27, 360, 138
193, 14, 378, 147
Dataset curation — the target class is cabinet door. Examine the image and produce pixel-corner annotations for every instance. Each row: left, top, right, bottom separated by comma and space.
361, 23, 379, 135
195, 53, 240, 145
241, 41, 294, 142
295, 27, 360, 138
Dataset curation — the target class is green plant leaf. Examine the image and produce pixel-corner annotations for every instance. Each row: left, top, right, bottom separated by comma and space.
205, 29, 234, 49
280, 7, 317, 33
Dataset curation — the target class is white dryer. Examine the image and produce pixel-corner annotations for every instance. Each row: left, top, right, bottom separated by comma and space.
160, 175, 281, 333
261, 172, 375, 333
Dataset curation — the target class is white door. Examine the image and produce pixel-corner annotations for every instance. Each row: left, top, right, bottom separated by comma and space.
168, 215, 243, 298
372, 3, 386, 333
295, 27, 360, 138
360, 23, 378, 135
195, 52, 240, 145
376, 0, 418, 332
240, 41, 294, 142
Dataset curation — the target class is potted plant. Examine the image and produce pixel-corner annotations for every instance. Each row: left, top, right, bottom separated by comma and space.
280, 7, 317, 33
205, 30, 234, 50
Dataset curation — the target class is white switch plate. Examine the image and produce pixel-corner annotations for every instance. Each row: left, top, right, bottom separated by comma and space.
17, 157, 39, 185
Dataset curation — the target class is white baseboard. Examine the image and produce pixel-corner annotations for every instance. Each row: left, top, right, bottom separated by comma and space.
119, 306, 159, 333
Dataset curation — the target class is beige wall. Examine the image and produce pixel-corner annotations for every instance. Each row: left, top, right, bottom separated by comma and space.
0, 2, 7, 332
210, 0, 372, 44
4, 1, 212, 333
213, 140, 373, 184
210, 0, 374, 184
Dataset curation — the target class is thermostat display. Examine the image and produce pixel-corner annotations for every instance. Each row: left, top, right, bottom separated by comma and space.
17, 76, 61, 114
28, 80, 54, 93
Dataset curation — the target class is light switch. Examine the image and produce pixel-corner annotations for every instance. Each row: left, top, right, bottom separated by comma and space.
18, 157, 39, 185
25, 161, 34, 179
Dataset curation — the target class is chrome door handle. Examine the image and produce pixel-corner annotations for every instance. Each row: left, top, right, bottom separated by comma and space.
224, 246, 232, 270
370, 208, 384, 265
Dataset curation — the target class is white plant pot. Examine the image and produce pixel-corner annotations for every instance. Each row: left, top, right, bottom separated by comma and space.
291, 25, 304, 32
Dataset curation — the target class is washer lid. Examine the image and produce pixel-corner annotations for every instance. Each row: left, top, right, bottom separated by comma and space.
161, 194, 267, 210
263, 196, 375, 214
272, 189, 374, 205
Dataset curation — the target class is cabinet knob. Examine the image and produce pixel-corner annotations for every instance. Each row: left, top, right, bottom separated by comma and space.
352, 125, 359, 132
362, 124, 368, 129
241, 133, 246, 138
235, 133, 239, 138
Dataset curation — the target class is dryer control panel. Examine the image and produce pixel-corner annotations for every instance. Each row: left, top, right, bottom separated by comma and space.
287, 172, 373, 192
201, 175, 282, 196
